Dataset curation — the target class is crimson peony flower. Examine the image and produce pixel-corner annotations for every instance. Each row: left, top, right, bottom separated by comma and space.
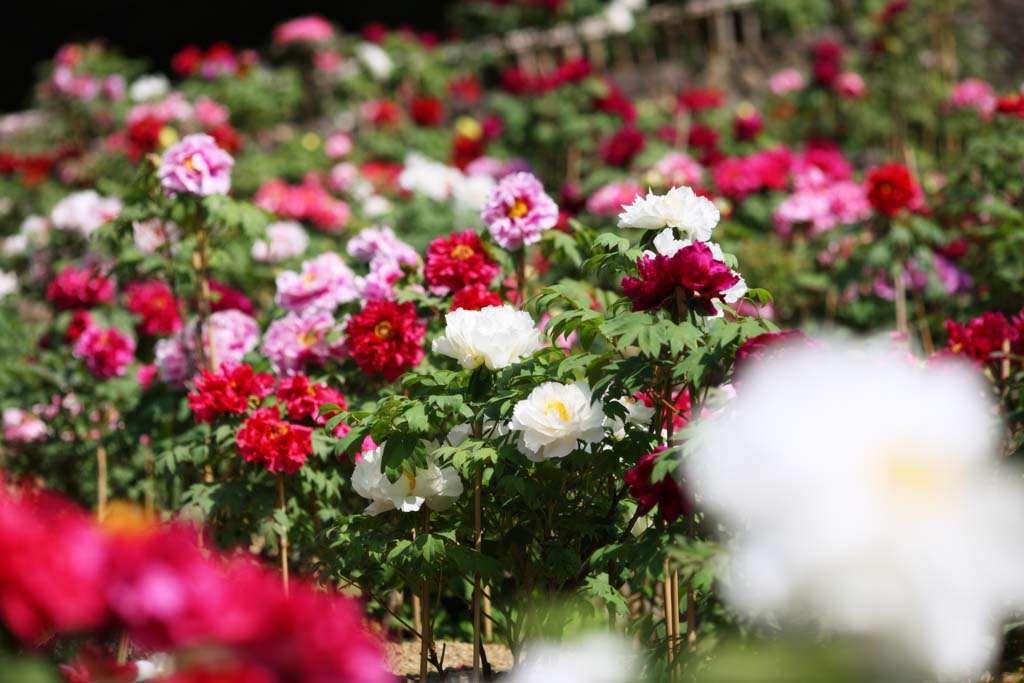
344, 301, 425, 382
206, 123, 242, 154
594, 79, 636, 122
409, 95, 444, 126
276, 374, 347, 424
733, 330, 813, 384
424, 230, 500, 295
866, 163, 920, 216
126, 280, 182, 336
452, 284, 503, 311
944, 312, 1021, 367
66, 309, 94, 344
73, 326, 135, 379
625, 447, 690, 523
687, 122, 719, 152
621, 243, 740, 315
599, 127, 645, 167
676, 88, 725, 114
47, 267, 114, 310
448, 75, 482, 104
235, 407, 312, 474
188, 364, 275, 423
171, 45, 203, 76
209, 280, 255, 315
811, 39, 844, 87
733, 107, 764, 141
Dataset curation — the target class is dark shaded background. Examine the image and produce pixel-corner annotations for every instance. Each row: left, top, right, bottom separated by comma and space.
1, 1, 457, 112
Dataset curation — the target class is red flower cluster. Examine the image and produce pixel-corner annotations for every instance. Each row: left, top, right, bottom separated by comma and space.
637, 388, 691, 433
345, 301, 425, 381
452, 284, 503, 311
733, 330, 813, 384
424, 230, 500, 295
73, 326, 136, 379
126, 280, 182, 336
209, 280, 256, 315
599, 127, 646, 167
624, 447, 690, 523
276, 374, 349, 436
996, 94, 1024, 118
46, 267, 115, 310
811, 39, 844, 87
593, 78, 636, 122
171, 43, 256, 79
687, 123, 722, 165
733, 107, 764, 141
499, 57, 591, 95
621, 243, 740, 315
866, 163, 921, 216
188, 364, 275, 423
712, 146, 793, 201
254, 176, 350, 231
944, 311, 1023, 367
448, 75, 482, 105
676, 87, 725, 114
0, 488, 388, 682
236, 407, 313, 474
66, 309, 94, 344
409, 95, 444, 126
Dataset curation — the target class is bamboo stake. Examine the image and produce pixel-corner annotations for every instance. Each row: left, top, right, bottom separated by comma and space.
663, 558, 674, 664
483, 586, 493, 641
96, 445, 108, 523
420, 508, 432, 683
277, 474, 289, 595
671, 570, 681, 650
893, 265, 909, 336
472, 463, 483, 683
1002, 339, 1012, 381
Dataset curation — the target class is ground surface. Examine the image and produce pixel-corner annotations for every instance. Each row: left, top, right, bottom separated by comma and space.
387, 640, 514, 681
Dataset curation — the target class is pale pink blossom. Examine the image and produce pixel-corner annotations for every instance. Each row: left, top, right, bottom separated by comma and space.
769, 68, 805, 96
275, 252, 359, 314
586, 180, 644, 216
261, 311, 345, 376
158, 134, 234, 197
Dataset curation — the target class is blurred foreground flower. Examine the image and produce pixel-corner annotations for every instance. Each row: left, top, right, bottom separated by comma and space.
507, 633, 636, 683
689, 341, 1024, 679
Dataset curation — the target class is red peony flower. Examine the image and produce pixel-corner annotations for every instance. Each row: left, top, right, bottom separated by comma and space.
866, 163, 920, 217
171, 45, 203, 76
811, 39, 844, 87
344, 301, 425, 382
275, 373, 348, 427
944, 312, 1021, 367
448, 75, 482, 105
126, 280, 182, 337
188, 364, 275, 423
207, 123, 242, 154
687, 122, 719, 152
733, 107, 764, 141
451, 284, 503, 311
235, 407, 312, 474
424, 230, 500, 295
621, 243, 740, 315
409, 95, 444, 127
66, 309, 94, 344
209, 280, 255, 315
47, 267, 115, 310
676, 88, 725, 114
733, 330, 813, 384
126, 114, 165, 161
637, 388, 691, 433
594, 79, 636, 122
599, 127, 645, 167
624, 447, 690, 523
73, 326, 135, 379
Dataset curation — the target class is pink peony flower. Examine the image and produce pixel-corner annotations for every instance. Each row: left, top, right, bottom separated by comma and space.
950, 79, 997, 119
834, 71, 867, 98
51, 191, 122, 237
155, 336, 190, 385
356, 256, 406, 301
132, 219, 180, 254
325, 132, 353, 159
586, 180, 644, 216
275, 253, 359, 314
3, 408, 47, 442
157, 134, 234, 197
327, 162, 358, 192
769, 68, 805, 96
773, 180, 870, 237
261, 311, 345, 376
650, 153, 703, 188
73, 326, 136, 379
193, 97, 230, 128
273, 15, 335, 44
251, 221, 309, 263
202, 310, 260, 370
481, 172, 558, 250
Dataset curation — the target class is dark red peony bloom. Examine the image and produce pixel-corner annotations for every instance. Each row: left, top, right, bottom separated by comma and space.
621, 243, 739, 315
47, 267, 115, 310
944, 312, 1021, 366
448, 75, 482, 105
996, 94, 1024, 117
733, 108, 764, 141
206, 123, 242, 154
361, 22, 388, 42
345, 301, 425, 382
235, 407, 312, 474
638, 388, 691, 433
424, 230, 500, 295
599, 127, 645, 167
188, 364, 275, 423
126, 280, 182, 336
676, 88, 725, 114
126, 114, 164, 161
452, 131, 486, 170
811, 39, 844, 87
171, 45, 203, 76
451, 284, 503, 311
625, 447, 690, 523
687, 122, 719, 152
66, 309, 94, 344
866, 163, 920, 217
409, 95, 444, 127
594, 79, 636, 122
209, 280, 255, 315
733, 330, 813, 383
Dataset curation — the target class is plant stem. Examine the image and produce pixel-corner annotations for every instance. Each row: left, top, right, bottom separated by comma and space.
893, 262, 908, 336
96, 445, 108, 522
515, 250, 527, 308
473, 462, 483, 683
277, 474, 289, 596
420, 507, 432, 683
191, 201, 216, 371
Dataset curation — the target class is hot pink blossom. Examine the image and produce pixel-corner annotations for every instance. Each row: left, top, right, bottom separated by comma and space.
950, 78, 997, 119
585, 181, 643, 216
481, 172, 558, 250
73, 326, 136, 379
273, 15, 335, 44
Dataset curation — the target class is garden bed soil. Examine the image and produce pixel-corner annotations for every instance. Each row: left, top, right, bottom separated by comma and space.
387, 640, 514, 681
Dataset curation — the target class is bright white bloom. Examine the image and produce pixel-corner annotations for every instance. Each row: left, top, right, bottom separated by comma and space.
252, 221, 309, 263
604, 2, 636, 33
453, 173, 497, 215
398, 153, 464, 202
5, 215, 50, 254
510, 381, 607, 461
356, 42, 394, 81
2, 235, 26, 256
352, 443, 464, 516
132, 218, 180, 254
447, 420, 509, 446
608, 395, 655, 439
508, 633, 636, 683
133, 653, 173, 681
51, 190, 122, 237
688, 341, 1024, 680
649, 228, 746, 316
0, 271, 17, 299
432, 305, 540, 371
617, 186, 720, 241
362, 194, 393, 217
129, 74, 170, 102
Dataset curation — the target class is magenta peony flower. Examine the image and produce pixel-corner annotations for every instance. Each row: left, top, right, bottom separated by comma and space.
622, 243, 740, 315
273, 15, 335, 44
275, 252, 359, 314
73, 326, 136, 379
261, 311, 345, 376
346, 226, 419, 267
481, 172, 558, 250
950, 79, 997, 120
157, 134, 234, 197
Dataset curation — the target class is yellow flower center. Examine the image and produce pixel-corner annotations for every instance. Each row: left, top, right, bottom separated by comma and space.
100, 500, 153, 537
544, 401, 570, 421
183, 154, 197, 172
879, 451, 950, 502
403, 470, 417, 492
374, 321, 394, 340
299, 331, 319, 347
450, 244, 475, 260
507, 199, 529, 219
304, 271, 317, 284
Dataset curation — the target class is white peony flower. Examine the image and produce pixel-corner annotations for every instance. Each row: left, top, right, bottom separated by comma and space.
688, 341, 1024, 680
432, 305, 540, 371
398, 153, 464, 202
608, 395, 655, 439
510, 381, 607, 461
508, 633, 636, 683
453, 173, 497, 215
2, 235, 26, 256
617, 186, 720, 241
252, 220, 309, 263
604, 3, 636, 33
362, 194, 393, 218
356, 43, 394, 81
133, 653, 173, 681
129, 74, 170, 102
0, 270, 17, 299
51, 190, 122, 237
352, 443, 463, 516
